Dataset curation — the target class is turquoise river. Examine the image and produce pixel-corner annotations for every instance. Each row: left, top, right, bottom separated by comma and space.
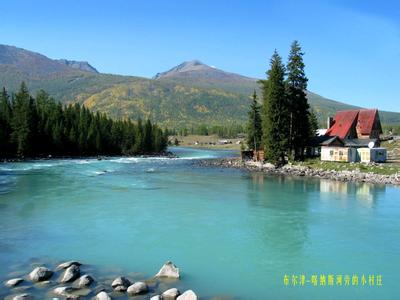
0, 147, 399, 299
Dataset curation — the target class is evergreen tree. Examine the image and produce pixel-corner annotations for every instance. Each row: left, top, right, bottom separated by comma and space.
0, 88, 13, 156
11, 82, 33, 157
1, 84, 168, 158
308, 109, 319, 136
260, 51, 289, 166
246, 90, 262, 151
286, 40, 310, 160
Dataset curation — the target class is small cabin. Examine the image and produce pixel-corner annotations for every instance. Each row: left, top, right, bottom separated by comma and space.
321, 147, 358, 162
357, 148, 387, 163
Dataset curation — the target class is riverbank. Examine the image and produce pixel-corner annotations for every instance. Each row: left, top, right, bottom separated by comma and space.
3, 260, 197, 300
171, 135, 243, 150
198, 158, 400, 185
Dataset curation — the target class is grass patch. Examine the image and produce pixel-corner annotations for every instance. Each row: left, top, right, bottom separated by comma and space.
296, 158, 400, 175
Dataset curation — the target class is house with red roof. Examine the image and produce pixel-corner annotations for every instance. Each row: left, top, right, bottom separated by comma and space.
325, 109, 382, 140
317, 109, 386, 162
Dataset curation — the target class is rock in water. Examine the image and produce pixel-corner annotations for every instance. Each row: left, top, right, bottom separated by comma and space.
29, 266, 53, 282
54, 286, 75, 296
60, 264, 80, 283
5, 277, 24, 287
155, 261, 180, 279
111, 276, 131, 291
13, 294, 32, 300
77, 274, 94, 288
95, 291, 111, 300
177, 290, 198, 300
56, 260, 82, 270
150, 295, 162, 300
127, 281, 149, 295
162, 287, 181, 299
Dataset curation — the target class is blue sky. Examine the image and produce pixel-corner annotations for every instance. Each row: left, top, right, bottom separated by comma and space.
1, 0, 399, 111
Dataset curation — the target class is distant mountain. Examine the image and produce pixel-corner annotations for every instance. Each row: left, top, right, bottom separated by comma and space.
0, 44, 76, 77
0, 44, 399, 128
56, 59, 98, 73
154, 60, 257, 95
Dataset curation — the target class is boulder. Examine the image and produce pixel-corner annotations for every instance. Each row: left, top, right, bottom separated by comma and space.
155, 261, 180, 279
127, 281, 148, 295
111, 276, 130, 291
77, 274, 94, 288
13, 294, 32, 300
60, 264, 80, 283
56, 260, 82, 270
28, 266, 53, 282
54, 286, 75, 296
177, 290, 197, 300
5, 277, 24, 287
162, 288, 181, 299
95, 291, 111, 300
150, 295, 162, 300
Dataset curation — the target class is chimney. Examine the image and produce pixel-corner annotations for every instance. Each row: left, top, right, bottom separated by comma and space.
327, 117, 333, 129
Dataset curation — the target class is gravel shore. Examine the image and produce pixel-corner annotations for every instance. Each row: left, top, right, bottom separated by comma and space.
198, 158, 400, 186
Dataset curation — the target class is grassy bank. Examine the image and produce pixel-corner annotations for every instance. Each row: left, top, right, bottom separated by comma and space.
295, 158, 400, 175
171, 134, 243, 150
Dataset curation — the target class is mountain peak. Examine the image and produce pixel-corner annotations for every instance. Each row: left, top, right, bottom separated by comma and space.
153, 59, 211, 79
56, 59, 99, 73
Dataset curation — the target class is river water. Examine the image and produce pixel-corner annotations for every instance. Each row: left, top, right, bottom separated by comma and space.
0, 147, 399, 299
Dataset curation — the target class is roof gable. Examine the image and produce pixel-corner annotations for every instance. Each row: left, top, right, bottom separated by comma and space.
325, 110, 359, 139
357, 109, 381, 135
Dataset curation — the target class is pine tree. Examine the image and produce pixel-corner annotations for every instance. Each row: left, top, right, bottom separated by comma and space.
308, 109, 319, 136
0, 88, 13, 156
246, 90, 262, 151
11, 82, 32, 157
260, 51, 289, 166
286, 40, 310, 160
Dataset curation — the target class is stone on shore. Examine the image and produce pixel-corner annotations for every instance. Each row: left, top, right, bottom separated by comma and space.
177, 290, 198, 300
111, 276, 131, 291
5, 277, 24, 287
29, 266, 53, 282
162, 287, 181, 299
13, 294, 32, 300
56, 260, 82, 270
77, 274, 94, 288
60, 264, 80, 283
95, 291, 111, 300
127, 281, 148, 295
155, 261, 180, 279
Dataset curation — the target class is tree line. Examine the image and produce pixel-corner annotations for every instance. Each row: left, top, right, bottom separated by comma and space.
169, 123, 245, 138
247, 41, 318, 165
0, 83, 168, 158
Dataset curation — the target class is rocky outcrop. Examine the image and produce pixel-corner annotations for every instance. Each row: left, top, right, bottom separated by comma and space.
177, 290, 198, 300
127, 281, 148, 295
28, 266, 53, 282
155, 261, 180, 279
60, 264, 80, 283
5, 278, 24, 287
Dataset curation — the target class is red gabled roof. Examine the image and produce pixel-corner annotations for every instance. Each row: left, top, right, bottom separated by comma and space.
325, 110, 359, 139
357, 109, 379, 135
